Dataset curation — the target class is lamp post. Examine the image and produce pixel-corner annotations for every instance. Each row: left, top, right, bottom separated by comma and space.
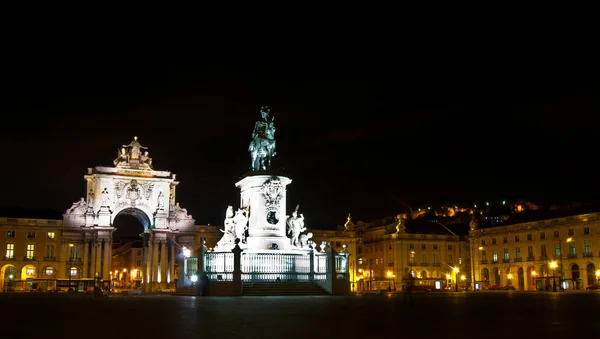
68, 244, 74, 292
559, 238, 572, 291
549, 261, 558, 292
387, 271, 392, 292
531, 270, 538, 291
453, 267, 459, 292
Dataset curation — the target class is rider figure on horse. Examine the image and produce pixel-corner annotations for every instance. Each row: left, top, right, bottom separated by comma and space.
249, 106, 277, 171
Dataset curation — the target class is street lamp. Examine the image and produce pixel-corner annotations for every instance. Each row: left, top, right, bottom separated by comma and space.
68, 244, 74, 292
387, 271, 392, 292
453, 267, 459, 292
549, 261, 558, 292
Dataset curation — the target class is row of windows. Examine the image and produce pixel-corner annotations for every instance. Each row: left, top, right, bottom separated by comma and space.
6, 231, 56, 239
480, 228, 592, 246
4, 243, 65, 260
480, 240, 594, 262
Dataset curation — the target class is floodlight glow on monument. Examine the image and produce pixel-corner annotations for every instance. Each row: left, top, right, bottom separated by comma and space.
204, 107, 349, 283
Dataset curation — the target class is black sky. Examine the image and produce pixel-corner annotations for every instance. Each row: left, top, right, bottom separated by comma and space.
1, 49, 598, 229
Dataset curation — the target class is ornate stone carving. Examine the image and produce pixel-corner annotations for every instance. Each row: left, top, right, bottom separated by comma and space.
140, 182, 155, 200
260, 179, 284, 213
248, 106, 277, 171
66, 197, 87, 215
171, 203, 192, 220
114, 180, 127, 199
126, 179, 141, 205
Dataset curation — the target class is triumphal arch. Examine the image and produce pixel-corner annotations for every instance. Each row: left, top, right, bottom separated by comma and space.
62, 137, 198, 292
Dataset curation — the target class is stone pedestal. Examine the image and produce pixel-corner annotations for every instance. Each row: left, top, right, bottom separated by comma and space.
97, 206, 112, 227
235, 175, 292, 251
154, 208, 168, 229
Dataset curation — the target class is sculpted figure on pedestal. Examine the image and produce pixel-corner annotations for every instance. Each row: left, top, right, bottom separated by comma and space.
234, 208, 249, 244
140, 151, 153, 169
114, 148, 129, 167
66, 197, 87, 214
215, 206, 237, 250
287, 205, 306, 247
248, 106, 277, 171
123, 136, 147, 161
100, 188, 110, 207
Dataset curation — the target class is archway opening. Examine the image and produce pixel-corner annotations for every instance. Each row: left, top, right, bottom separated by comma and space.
21, 265, 36, 280
493, 267, 501, 286
113, 208, 151, 242
1, 265, 17, 291
587, 263, 596, 286
517, 267, 524, 291
571, 263, 580, 290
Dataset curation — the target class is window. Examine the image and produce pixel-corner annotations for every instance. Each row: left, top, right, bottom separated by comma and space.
388, 245, 392, 250
584, 227, 590, 235
447, 254, 453, 265
553, 230, 559, 238
503, 248, 509, 261
409, 244, 414, 250
503, 237, 508, 244
539, 232, 546, 240
47, 232, 55, 239
5, 244, 14, 259
433, 253, 439, 264
447, 244, 453, 250
357, 247, 362, 254
584, 240, 592, 256
421, 244, 426, 250
527, 246, 533, 258
459, 257, 462, 265
527, 234, 532, 241
358, 257, 363, 265
45, 267, 54, 276
388, 253, 393, 263
136, 260, 142, 267
421, 253, 427, 263
491, 238, 496, 245
70, 268, 78, 277
27, 232, 36, 239
514, 235, 519, 242
481, 240, 486, 246
26, 244, 35, 259
555, 243, 561, 257
569, 242, 576, 256
409, 251, 415, 264
541, 244, 547, 258
7, 231, 15, 238
26, 268, 35, 276
433, 244, 438, 250
515, 247, 521, 259
45, 244, 55, 259
568, 229, 574, 236
481, 250, 487, 261
492, 249, 498, 262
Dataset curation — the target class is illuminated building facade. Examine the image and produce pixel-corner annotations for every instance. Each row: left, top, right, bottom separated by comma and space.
0, 217, 77, 291
349, 217, 469, 292
469, 206, 600, 291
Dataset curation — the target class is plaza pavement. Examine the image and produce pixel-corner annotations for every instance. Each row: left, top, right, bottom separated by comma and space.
1, 291, 598, 339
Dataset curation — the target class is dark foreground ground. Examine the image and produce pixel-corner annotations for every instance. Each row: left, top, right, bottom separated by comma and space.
2, 291, 599, 339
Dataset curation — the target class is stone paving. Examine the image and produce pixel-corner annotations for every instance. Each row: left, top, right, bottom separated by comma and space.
2, 291, 599, 339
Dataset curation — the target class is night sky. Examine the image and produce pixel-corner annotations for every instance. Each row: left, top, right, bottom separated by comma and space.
1, 56, 598, 230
